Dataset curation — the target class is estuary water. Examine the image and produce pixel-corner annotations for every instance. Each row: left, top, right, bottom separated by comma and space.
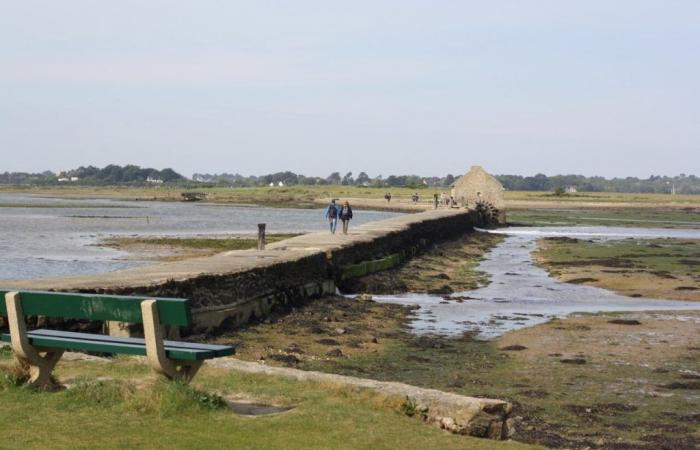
372, 226, 700, 339
0, 194, 397, 281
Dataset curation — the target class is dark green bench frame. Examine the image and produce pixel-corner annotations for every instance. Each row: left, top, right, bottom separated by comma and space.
1, 290, 234, 389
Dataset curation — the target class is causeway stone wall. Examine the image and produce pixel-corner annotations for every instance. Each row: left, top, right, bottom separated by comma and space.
4, 209, 478, 336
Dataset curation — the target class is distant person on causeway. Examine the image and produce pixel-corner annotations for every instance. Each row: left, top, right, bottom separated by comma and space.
340, 201, 353, 235
324, 199, 340, 234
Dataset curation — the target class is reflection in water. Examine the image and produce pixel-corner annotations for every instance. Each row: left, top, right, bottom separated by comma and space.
372, 226, 700, 340
0, 194, 397, 281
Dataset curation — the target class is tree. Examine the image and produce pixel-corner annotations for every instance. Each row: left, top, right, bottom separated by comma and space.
341, 172, 353, 185
356, 172, 370, 185
326, 172, 341, 185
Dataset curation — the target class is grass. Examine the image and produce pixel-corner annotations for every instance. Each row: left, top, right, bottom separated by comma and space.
507, 207, 700, 228
0, 185, 433, 208
104, 234, 301, 251
505, 190, 700, 204
3, 184, 700, 207
535, 237, 700, 300
0, 355, 541, 450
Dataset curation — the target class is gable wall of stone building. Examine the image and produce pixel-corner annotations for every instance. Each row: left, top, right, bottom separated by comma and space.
452, 166, 505, 211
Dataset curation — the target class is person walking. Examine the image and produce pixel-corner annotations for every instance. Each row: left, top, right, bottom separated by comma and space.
340, 201, 353, 235
324, 199, 340, 234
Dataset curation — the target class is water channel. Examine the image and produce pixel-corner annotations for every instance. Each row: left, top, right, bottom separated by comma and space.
372, 226, 700, 339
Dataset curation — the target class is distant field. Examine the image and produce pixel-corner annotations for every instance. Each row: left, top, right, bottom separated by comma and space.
505, 190, 700, 205
2, 185, 698, 209
0, 185, 428, 207
507, 208, 700, 229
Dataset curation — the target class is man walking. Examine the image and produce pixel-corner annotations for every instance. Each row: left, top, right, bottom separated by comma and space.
340, 201, 353, 235
324, 199, 340, 234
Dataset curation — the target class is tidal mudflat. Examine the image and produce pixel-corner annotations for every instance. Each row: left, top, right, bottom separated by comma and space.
0, 193, 397, 281
222, 226, 700, 449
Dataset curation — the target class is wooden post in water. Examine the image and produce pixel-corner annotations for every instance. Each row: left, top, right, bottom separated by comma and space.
257, 223, 266, 250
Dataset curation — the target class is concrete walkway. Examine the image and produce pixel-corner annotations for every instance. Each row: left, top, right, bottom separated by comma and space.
5, 208, 470, 292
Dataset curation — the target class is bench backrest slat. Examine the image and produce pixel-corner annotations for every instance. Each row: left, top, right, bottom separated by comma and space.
0, 290, 191, 326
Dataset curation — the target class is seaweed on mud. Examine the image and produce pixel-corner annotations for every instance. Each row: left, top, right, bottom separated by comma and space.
567, 277, 599, 284
608, 319, 642, 325
548, 258, 637, 268
660, 381, 700, 390
679, 259, 700, 266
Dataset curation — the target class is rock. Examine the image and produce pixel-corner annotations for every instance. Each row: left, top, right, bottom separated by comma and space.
326, 348, 344, 358
560, 358, 587, 365
435, 273, 451, 280
285, 344, 304, 354
487, 420, 505, 440
355, 293, 373, 302
499, 345, 527, 351
504, 418, 517, 439
370, 337, 378, 344
335, 328, 347, 335
440, 417, 456, 431
608, 319, 642, 325
317, 338, 340, 346
427, 284, 454, 295
309, 325, 327, 334
267, 354, 299, 366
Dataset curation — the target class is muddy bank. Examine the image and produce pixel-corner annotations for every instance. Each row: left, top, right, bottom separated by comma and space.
339, 232, 504, 295
99, 234, 300, 262
212, 295, 700, 449
535, 237, 700, 301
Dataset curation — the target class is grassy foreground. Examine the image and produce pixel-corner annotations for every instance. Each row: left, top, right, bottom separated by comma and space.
535, 237, 700, 300
0, 349, 540, 450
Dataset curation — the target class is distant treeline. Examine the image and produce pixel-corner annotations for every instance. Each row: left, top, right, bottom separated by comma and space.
192, 171, 456, 188
0, 165, 185, 185
1, 165, 699, 194
496, 174, 699, 194
194, 171, 700, 194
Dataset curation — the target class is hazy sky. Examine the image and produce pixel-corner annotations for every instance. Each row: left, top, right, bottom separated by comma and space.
1, 1, 698, 178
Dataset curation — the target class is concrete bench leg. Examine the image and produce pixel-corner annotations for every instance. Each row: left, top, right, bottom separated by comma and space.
4, 292, 64, 390
141, 299, 201, 383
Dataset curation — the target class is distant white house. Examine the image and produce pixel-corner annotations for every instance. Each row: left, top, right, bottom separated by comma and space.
565, 186, 578, 193
58, 178, 69, 182
269, 182, 275, 187
70, 177, 80, 182
278, 181, 284, 187
146, 176, 163, 184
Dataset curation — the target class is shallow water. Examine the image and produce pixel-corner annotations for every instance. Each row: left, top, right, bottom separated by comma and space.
372, 226, 700, 339
0, 194, 397, 281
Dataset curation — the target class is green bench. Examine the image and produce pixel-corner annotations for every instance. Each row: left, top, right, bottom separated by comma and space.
0, 290, 234, 389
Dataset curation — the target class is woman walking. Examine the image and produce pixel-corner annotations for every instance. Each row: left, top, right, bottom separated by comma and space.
340, 201, 353, 235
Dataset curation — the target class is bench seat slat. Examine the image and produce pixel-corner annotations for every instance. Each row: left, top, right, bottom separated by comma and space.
29, 329, 235, 357
1, 332, 232, 361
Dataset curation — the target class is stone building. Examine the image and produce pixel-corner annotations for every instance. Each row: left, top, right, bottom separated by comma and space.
451, 166, 506, 223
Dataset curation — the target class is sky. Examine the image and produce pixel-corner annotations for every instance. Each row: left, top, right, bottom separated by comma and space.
1, 1, 699, 178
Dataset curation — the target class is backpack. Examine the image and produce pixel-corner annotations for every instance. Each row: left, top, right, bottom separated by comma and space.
328, 205, 338, 218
